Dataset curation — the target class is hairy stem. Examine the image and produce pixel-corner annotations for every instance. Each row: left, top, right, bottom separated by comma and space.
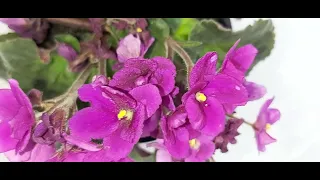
167, 37, 194, 88
43, 18, 91, 30
98, 60, 106, 76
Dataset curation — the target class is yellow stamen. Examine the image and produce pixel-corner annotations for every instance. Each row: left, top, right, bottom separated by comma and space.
265, 123, 271, 131
117, 110, 127, 120
195, 92, 207, 102
189, 139, 200, 149
136, 27, 142, 33
117, 109, 134, 121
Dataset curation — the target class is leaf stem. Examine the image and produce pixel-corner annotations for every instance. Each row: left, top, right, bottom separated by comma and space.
166, 37, 194, 88
226, 114, 254, 127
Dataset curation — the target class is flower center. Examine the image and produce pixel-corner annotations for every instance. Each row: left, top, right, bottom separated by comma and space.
195, 92, 207, 102
265, 123, 271, 131
136, 27, 142, 33
189, 139, 200, 150
117, 109, 134, 121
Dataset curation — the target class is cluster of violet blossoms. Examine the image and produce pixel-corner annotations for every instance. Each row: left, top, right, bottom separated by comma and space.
0, 18, 281, 162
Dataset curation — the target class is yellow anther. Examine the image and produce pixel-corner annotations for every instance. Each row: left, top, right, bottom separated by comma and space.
117, 110, 127, 120
136, 27, 142, 33
189, 139, 196, 148
117, 109, 134, 121
265, 123, 271, 131
195, 92, 207, 102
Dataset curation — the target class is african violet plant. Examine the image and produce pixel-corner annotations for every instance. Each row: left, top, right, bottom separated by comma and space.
0, 18, 280, 162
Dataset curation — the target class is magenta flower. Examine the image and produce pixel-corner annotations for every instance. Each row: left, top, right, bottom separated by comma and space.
116, 34, 155, 63
150, 134, 215, 162
214, 118, 244, 153
183, 52, 248, 137
66, 75, 162, 161
0, 18, 49, 44
110, 57, 176, 97
253, 98, 281, 152
219, 40, 266, 113
0, 79, 35, 158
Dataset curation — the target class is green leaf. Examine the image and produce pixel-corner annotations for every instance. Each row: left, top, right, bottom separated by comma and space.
55, 34, 81, 52
148, 18, 170, 40
0, 33, 19, 42
34, 54, 78, 99
188, 19, 275, 73
0, 37, 45, 90
173, 18, 199, 41
163, 18, 181, 33
176, 40, 202, 48
129, 148, 155, 162
145, 39, 166, 58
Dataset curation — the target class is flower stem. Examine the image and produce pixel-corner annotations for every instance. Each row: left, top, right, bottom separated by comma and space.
98, 60, 106, 77
226, 114, 254, 127
43, 18, 91, 30
166, 37, 194, 88
67, 64, 94, 95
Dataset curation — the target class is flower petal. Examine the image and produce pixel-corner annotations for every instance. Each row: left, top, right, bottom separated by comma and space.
244, 81, 267, 101
229, 44, 258, 73
256, 130, 276, 152
57, 43, 78, 62
129, 84, 162, 119
160, 115, 189, 159
102, 129, 136, 161
156, 149, 173, 162
185, 95, 225, 137
141, 109, 160, 138
0, 90, 20, 123
203, 74, 248, 105
26, 144, 56, 162
116, 34, 142, 63
64, 135, 102, 152
68, 107, 118, 142
0, 123, 18, 152
83, 150, 113, 162
151, 57, 176, 96
189, 52, 218, 88
268, 108, 281, 125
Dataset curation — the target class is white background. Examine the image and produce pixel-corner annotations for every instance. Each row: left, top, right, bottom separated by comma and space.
1, 18, 320, 162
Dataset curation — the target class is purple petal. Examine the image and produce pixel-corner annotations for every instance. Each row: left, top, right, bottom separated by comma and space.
26, 144, 56, 162
0, 90, 20, 123
185, 136, 215, 162
268, 108, 281, 125
129, 84, 162, 119
167, 106, 187, 129
156, 149, 173, 162
68, 107, 118, 142
0, 123, 18, 152
62, 152, 86, 162
160, 115, 189, 159
83, 150, 113, 162
102, 129, 136, 161
119, 104, 146, 143
109, 59, 157, 91
141, 109, 160, 138
256, 130, 276, 152
229, 44, 258, 73
140, 36, 155, 57
189, 52, 218, 88
151, 57, 176, 96
185, 95, 225, 137
255, 97, 275, 129
244, 81, 267, 101
57, 43, 78, 62
118, 157, 134, 162
64, 135, 102, 152
203, 74, 248, 105
116, 34, 142, 63
136, 18, 148, 30
78, 84, 117, 111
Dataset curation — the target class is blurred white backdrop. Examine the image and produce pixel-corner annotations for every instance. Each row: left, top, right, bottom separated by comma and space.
1, 18, 320, 162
